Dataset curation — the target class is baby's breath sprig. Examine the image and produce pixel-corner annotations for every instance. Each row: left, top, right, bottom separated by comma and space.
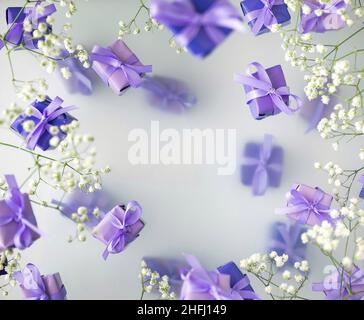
139, 260, 176, 300
0, 249, 22, 297
240, 252, 309, 300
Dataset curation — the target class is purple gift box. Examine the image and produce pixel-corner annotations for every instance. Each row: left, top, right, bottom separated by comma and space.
269, 221, 307, 265
276, 184, 334, 226
14, 264, 67, 300
11, 96, 76, 151
5, 4, 56, 50
150, 0, 244, 59
235, 62, 301, 120
359, 174, 364, 199
299, 0, 347, 34
92, 202, 144, 260
240, 0, 291, 35
0, 175, 41, 251
91, 40, 152, 95
313, 265, 364, 300
241, 134, 283, 196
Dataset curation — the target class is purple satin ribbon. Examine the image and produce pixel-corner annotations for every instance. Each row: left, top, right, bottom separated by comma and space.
13, 264, 66, 300
181, 255, 257, 300
0, 175, 42, 250
300, 0, 346, 33
234, 62, 302, 115
244, 134, 282, 196
270, 222, 306, 263
25, 96, 77, 150
90, 46, 152, 88
245, 0, 284, 34
102, 201, 142, 260
275, 187, 330, 225
150, 0, 245, 47
312, 266, 364, 300
6, 3, 56, 49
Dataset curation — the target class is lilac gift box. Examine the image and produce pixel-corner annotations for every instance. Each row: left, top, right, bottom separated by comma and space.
243, 65, 289, 120
0, 192, 39, 251
217, 262, 258, 300
91, 40, 150, 95
285, 184, 333, 226
5, 5, 56, 49
240, 0, 291, 35
10, 96, 76, 151
241, 140, 284, 190
92, 204, 144, 256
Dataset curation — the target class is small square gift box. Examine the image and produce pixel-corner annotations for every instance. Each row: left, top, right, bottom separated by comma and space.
5, 3, 56, 50
234, 62, 301, 120
240, 0, 291, 35
0, 175, 42, 251
14, 263, 67, 300
11, 96, 77, 151
150, 0, 245, 59
92, 201, 144, 260
241, 134, 283, 196
358, 174, 364, 199
90, 40, 152, 95
180, 254, 259, 300
275, 184, 334, 226
312, 265, 364, 300
268, 221, 307, 266
299, 0, 347, 34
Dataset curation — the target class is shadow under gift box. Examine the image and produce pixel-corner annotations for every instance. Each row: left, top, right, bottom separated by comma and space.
240, 0, 291, 35
10, 97, 76, 151
160, 0, 234, 58
287, 184, 333, 225
0, 193, 39, 251
91, 40, 149, 95
241, 141, 283, 189
5, 6, 55, 49
243, 65, 289, 120
92, 205, 145, 252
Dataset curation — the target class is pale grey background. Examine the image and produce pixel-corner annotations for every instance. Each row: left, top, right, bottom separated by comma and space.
0, 0, 362, 299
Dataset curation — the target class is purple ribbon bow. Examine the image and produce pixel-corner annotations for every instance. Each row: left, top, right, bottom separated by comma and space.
244, 134, 282, 195
245, 0, 284, 34
102, 201, 142, 260
275, 187, 331, 225
0, 175, 42, 250
300, 0, 347, 33
25, 96, 77, 150
235, 62, 302, 115
90, 47, 152, 88
13, 264, 66, 300
181, 255, 251, 300
6, 3, 56, 49
150, 0, 245, 47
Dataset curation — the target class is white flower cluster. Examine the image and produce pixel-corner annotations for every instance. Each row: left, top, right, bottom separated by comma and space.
0, 102, 24, 126
118, 18, 163, 38
0, 250, 21, 297
139, 260, 176, 300
68, 206, 101, 242
16, 79, 48, 102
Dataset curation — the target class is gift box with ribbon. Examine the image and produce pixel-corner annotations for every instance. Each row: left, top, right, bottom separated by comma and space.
312, 265, 364, 300
5, 4, 56, 49
299, 0, 347, 34
11, 96, 77, 151
90, 40, 152, 95
268, 221, 307, 265
234, 62, 301, 120
275, 184, 334, 226
240, 0, 290, 35
92, 201, 144, 260
241, 134, 283, 196
150, 0, 244, 58
0, 175, 42, 251
14, 263, 67, 300
180, 254, 259, 300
